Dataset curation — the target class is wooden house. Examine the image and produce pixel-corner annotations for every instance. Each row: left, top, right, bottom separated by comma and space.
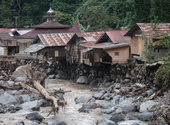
79, 30, 131, 65
124, 23, 170, 60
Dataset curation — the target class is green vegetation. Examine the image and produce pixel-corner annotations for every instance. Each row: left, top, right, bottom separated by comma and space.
0, 0, 170, 30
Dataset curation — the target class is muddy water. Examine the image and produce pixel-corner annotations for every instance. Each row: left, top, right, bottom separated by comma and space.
0, 79, 110, 125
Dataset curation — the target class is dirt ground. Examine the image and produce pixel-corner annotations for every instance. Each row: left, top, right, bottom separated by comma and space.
0, 79, 110, 125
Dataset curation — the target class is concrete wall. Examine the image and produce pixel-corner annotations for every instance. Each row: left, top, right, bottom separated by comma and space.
0, 47, 7, 56
19, 41, 32, 54
106, 46, 130, 64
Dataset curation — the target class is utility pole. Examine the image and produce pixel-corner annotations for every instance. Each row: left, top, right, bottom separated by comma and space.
13, 16, 19, 28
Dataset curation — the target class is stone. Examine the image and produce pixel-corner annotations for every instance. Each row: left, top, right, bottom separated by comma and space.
13, 121, 25, 125
137, 96, 144, 102
26, 112, 44, 122
21, 100, 39, 110
140, 100, 156, 112
101, 108, 115, 114
0, 92, 17, 105
98, 119, 116, 125
74, 96, 93, 104
109, 113, 124, 123
48, 75, 55, 79
119, 100, 132, 106
86, 75, 95, 85
89, 79, 99, 88
28, 122, 39, 125
118, 120, 147, 125
121, 105, 137, 113
135, 83, 146, 88
31, 106, 40, 111
115, 83, 121, 89
57, 71, 67, 80
146, 89, 154, 96
138, 112, 154, 121
15, 76, 28, 82
6, 80, 15, 86
115, 107, 123, 113
93, 92, 104, 99
76, 76, 87, 84
79, 108, 92, 113
104, 103, 116, 109
49, 121, 67, 125
81, 103, 99, 109
112, 95, 122, 104
120, 87, 130, 92
20, 95, 31, 102
0, 89, 4, 95
124, 79, 130, 83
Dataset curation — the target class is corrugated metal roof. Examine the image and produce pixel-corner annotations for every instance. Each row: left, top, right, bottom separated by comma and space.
76, 32, 104, 43
124, 23, 170, 38
80, 41, 94, 47
106, 30, 131, 44
80, 48, 93, 53
0, 28, 17, 33
24, 44, 45, 53
16, 29, 33, 35
38, 33, 75, 47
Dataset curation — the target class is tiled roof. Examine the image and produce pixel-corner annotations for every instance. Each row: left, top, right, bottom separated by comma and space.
38, 33, 75, 47
124, 23, 170, 38
69, 18, 81, 32
106, 30, 131, 44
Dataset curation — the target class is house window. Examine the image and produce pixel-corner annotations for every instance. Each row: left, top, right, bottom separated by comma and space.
115, 52, 119, 56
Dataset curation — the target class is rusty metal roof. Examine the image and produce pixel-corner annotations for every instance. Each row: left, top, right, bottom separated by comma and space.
38, 33, 75, 47
0, 28, 17, 33
124, 23, 170, 38
24, 44, 45, 53
106, 30, 131, 43
69, 18, 81, 33
76, 32, 104, 43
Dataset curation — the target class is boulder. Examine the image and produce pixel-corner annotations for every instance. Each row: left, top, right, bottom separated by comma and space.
20, 95, 31, 102
104, 102, 116, 109
49, 121, 67, 125
109, 113, 124, 123
112, 95, 122, 104
140, 101, 156, 112
115, 107, 123, 113
26, 112, 44, 122
146, 89, 154, 96
101, 108, 115, 114
76, 76, 87, 84
57, 71, 67, 80
98, 119, 116, 125
138, 112, 154, 121
93, 92, 105, 99
121, 105, 137, 113
0, 92, 17, 105
21, 100, 38, 110
15, 76, 28, 82
89, 79, 99, 88
74, 96, 94, 104
86, 75, 95, 85
119, 100, 132, 106
13, 121, 25, 125
118, 120, 147, 125
28, 122, 39, 125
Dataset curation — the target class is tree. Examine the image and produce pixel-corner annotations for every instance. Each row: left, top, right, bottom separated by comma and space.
55, 11, 72, 25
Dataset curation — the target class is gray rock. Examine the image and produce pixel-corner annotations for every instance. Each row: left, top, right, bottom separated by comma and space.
121, 105, 137, 113
140, 100, 156, 112
13, 121, 25, 125
138, 112, 154, 121
137, 96, 144, 102
124, 79, 130, 83
20, 95, 31, 102
0, 92, 17, 105
119, 100, 132, 106
120, 87, 130, 92
0, 89, 4, 95
57, 71, 67, 80
115, 107, 123, 113
28, 122, 39, 125
15, 76, 28, 82
101, 108, 115, 114
74, 96, 94, 104
49, 121, 67, 125
93, 92, 104, 99
109, 113, 124, 123
86, 75, 95, 85
104, 103, 116, 109
146, 89, 154, 96
26, 112, 44, 122
81, 102, 99, 109
118, 120, 147, 125
89, 79, 99, 88
115, 83, 121, 89
98, 119, 116, 125
38, 99, 48, 107
76, 76, 87, 84
112, 95, 122, 104
21, 100, 38, 110
6, 81, 15, 86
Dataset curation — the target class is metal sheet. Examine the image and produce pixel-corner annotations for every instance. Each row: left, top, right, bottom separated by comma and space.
24, 44, 45, 53
38, 33, 75, 46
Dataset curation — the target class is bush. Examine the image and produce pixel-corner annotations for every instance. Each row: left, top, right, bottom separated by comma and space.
155, 63, 170, 87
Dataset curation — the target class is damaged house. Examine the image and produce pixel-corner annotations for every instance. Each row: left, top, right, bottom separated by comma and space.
124, 23, 170, 60
78, 30, 131, 65
16, 6, 81, 55
0, 28, 19, 55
